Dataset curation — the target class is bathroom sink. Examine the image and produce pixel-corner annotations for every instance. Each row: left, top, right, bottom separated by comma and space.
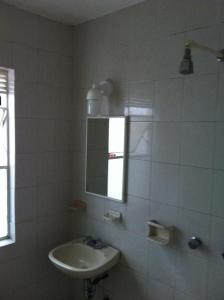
48, 238, 120, 279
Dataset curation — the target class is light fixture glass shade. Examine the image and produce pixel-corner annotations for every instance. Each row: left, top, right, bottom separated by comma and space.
86, 84, 102, 101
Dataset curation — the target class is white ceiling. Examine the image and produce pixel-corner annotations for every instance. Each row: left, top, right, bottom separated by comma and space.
1, 0, 146, 25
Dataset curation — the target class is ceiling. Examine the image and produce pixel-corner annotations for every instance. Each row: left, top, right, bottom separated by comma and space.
1, 0, 146, 25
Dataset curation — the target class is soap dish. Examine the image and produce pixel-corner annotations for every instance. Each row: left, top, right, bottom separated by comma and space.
69, 200, 86, 212
147, 220, 173, 246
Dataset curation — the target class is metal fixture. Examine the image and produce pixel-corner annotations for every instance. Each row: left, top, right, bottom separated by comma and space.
86, 239, 107, 250
179, 39, 224, 75
84, 273, 109, 299
188, 236, 202, 249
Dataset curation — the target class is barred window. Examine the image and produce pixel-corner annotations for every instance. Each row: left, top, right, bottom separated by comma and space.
0, 68, 15, 242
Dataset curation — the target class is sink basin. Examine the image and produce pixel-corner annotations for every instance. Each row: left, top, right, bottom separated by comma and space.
48, 238, 120, 279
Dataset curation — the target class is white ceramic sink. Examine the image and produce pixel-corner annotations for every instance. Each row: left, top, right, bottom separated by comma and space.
48, 238, 120, 279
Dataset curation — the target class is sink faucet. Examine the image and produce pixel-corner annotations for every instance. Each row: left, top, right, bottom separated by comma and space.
83, 236, 107, 249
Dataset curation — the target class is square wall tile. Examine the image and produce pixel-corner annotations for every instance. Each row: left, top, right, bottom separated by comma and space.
147, 279, 174, 300
127, 159, 151, 200
15, 187, 37, 223
0, 41, 13, 68
128, 121, 153, 161
15, 82, 39, 118
13, 45, 38, 83
128, 81, 154, 120
208, 263, 224, 300
210, 216, 224, 263
212, 170, 224, 217
182, 74, 217, 121
148, 243, 177, 287
151, 162, 180, 206
180, 166, 213, 214
150, 201, 178, 227
154, 78, 183, 121
214, 123, 224, 169
217, 73, 224, 121
175, 253, 208, 299
126, 196, 150, 236
181, 123, 215, 168
152, 122, 180, 164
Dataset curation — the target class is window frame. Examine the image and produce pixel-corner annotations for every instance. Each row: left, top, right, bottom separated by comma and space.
0, 67, 15, 245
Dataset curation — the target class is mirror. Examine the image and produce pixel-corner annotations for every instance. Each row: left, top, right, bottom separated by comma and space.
86, 117, 127, 202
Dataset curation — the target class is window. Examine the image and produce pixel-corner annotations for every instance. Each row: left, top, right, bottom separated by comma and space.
0, 67, 15, 242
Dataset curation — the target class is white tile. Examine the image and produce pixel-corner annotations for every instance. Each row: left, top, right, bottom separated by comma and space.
85, 194, 105, 221
104, 265, 147, 300
156, 0, 220, 35
38, 16, 72, 56
38, 51, 61, 86
180, 166, 213, 214
181, 123, 215, 168
128, 81, 154, 120
175, 253, 208, 299
212, 170, 224, 217
153, 34, 184, 80
182, 74, 218, 121
15, 187, 37, 222
217, 73, 224, 121
0, 41, 13, 68
37, 184, 59, 217
36, 119, 56, 152
174, 290, 202, 300
152, 122, 180, 164
177, 209, 211, 256
126, 196, 150, 236
13, 45, 38, 83
148, 243, 177, 286
129, 121, 152, 161
147, 279, 174, 300
150, 201, 178, 227
16, 154, 38, 188
208, 263, 224, 300
16, 119, 39, 154
0, 3, 38, 47
210, 216, 224, 264
151, 162, 180, 206
214, 123, 224, 169
37, 84, 61, 119
15, 82, 39, 118
127, 159, 151, 200
154, 78, 183, 121
119, 231, 148, 274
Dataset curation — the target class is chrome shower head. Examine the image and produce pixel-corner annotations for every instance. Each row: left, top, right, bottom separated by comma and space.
179, 47, 194, 75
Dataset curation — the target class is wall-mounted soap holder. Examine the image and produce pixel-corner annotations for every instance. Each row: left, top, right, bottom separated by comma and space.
103, 210, 122, 223
147, 220, 174, 246
69, 200, 87, 212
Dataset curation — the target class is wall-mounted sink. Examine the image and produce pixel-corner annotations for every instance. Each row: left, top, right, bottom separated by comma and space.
48, 238, 120, 279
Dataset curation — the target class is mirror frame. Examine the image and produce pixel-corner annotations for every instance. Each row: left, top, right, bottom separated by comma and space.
85, 116, 128, 203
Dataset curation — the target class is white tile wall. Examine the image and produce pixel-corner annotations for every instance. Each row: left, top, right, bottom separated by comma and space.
0, 0, 223, 299
0, 2, 73, 299
72, 1, 224, 300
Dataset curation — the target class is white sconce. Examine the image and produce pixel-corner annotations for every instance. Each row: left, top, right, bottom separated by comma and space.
86, 79, 114, 116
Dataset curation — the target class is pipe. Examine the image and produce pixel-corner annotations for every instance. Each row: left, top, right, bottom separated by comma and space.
186, 40, 224, 59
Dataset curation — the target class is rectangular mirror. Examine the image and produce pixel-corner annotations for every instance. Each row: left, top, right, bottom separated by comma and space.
85, 117, 127, 202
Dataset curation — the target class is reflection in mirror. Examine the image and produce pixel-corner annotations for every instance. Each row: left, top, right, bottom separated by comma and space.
86, 117, 126, 202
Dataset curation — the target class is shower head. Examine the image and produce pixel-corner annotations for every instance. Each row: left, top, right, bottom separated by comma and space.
179, 47, 194, 75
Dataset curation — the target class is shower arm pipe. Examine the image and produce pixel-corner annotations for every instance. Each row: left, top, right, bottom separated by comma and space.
186, 40, 224, 59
